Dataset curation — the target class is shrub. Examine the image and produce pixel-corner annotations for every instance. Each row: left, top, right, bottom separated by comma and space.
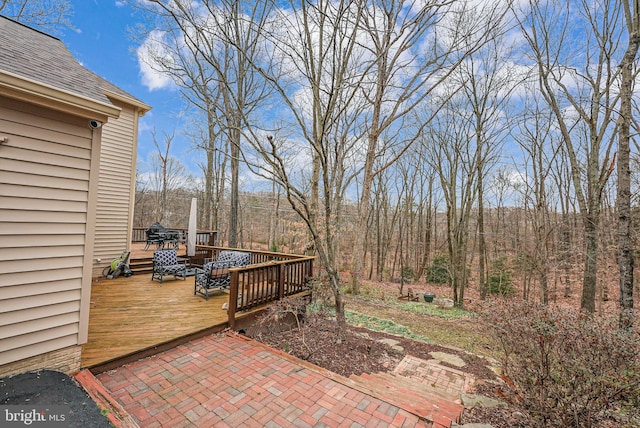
426, 254, 451, 284
487, 257, 512, 295
401, 265, 415, 281
482, 301, 640, 427
253, 295, 320, 359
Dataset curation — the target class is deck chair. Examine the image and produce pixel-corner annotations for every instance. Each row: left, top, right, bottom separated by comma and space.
152, 249, 187, 283
144, 222, 166, 250
194, 251, 251, 300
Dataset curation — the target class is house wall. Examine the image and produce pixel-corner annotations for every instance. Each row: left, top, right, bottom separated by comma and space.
93, 100, 139, 278
0, 96, 98, 376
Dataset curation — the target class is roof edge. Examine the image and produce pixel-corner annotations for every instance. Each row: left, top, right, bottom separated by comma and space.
0, 70, 121, 119
102, 89, 152, 116
0, 15, 60, 42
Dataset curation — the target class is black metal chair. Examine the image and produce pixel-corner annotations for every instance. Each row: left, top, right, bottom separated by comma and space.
194, 251, 251, 300
160, 229, 181, 250
145, 223, 183, 251
144, 222, 166, 250
152, 249, 187, 283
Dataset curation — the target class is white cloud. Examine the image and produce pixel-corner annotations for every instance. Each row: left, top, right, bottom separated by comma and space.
138, 58, 174, 91
136, 31, 176, 91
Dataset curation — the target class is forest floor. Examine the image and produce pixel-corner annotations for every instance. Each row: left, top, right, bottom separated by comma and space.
250, 278, 637, 427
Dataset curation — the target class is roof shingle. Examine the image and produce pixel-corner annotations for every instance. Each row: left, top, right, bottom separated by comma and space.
0, 15, 144, 108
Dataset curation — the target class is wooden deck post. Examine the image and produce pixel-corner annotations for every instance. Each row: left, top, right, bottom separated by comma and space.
208, 232, 216, 245
228, 269, 239, 329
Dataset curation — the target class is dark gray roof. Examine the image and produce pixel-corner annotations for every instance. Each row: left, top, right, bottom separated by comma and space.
0, 15, 145, 108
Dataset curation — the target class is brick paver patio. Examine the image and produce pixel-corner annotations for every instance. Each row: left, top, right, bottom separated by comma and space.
94, 333, 432, 427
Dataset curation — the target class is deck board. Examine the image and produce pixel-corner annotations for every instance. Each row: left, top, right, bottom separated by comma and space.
82, 273, 229, 368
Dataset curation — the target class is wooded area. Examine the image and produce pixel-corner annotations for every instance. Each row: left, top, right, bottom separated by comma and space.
4, 1, 638, 425
129, 0, 639, 326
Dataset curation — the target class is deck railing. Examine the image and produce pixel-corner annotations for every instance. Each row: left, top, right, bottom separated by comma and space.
196, 245, 315, 328
132, 227, 217, 246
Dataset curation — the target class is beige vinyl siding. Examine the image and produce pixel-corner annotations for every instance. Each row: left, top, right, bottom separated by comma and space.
93, 101, 137, 276
0, 96, 92, 366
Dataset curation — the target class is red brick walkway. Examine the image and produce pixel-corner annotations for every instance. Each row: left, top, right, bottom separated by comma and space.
95, 333, 432, 427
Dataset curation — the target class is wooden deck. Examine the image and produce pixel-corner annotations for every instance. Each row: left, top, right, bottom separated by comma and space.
81, 273, 230, 369
83, 244, 314, 370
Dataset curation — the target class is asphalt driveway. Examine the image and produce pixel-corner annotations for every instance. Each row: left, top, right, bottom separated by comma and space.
0, 370, 110, 427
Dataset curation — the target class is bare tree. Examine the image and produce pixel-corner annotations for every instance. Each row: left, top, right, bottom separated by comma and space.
134, 5, 225, 231
413, 158, 437, 281
549, 148, 580, 299
513, 85, 563, 304
349, 0, 507, 294
136, 0, 365, 326
149, 129, 188, 224
617, 0, 640, 327
0, 0, 73, 34
136, 0, 273, 246
424, 100, 479, 307
514, 0, 625, 313
455, 33, 517, 300
369, 167, 398, 281
186, 119, 226, 231
134, 170, 152, 227
393, 159, 418, 291
245, 0, 367, 328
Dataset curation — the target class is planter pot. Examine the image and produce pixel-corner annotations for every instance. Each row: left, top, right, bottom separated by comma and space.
424, 293, 435, 303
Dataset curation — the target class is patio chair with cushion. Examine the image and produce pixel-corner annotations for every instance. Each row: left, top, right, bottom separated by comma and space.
194, 251, 251, 300
152, 249, 187, 283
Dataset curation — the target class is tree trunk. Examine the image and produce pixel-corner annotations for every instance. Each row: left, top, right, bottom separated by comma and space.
538, 201, 549, 304
478, 160, 487, 300
227, 82, 243, 247
416, 179, 433, 280
268, 180, 280, 251
539, 263, 548, 304
229, 132, 239, 247
581, 215, 599, 313
351, 131, 378, 294
204, 108, 215, 230
333, 283, 346, 330
617, 18, 638, 327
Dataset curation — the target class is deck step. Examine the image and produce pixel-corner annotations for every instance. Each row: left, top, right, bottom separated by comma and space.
129, 257, 153, 275
128, 252, 198, 276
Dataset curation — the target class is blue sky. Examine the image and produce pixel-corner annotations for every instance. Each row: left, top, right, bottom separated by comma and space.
59, 1, 191, 176
46, 0, 523, 200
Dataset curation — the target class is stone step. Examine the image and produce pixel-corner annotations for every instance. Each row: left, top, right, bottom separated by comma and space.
364, 377, 461, 420
349, 372, 463, 427
393, 355, 474, 400
359, 371, 462, 409
373, 373, 464, 403
347, 379, 460, 427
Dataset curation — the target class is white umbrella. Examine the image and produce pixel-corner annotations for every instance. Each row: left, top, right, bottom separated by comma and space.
188, 197, 197, 257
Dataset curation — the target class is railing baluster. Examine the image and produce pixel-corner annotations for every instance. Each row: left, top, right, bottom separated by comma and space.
190, 245, 317, 325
